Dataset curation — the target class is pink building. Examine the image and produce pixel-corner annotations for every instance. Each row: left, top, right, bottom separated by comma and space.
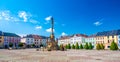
3, 32, 21, 48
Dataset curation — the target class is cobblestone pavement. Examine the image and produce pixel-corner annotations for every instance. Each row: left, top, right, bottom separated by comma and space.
0, 49, 120, 62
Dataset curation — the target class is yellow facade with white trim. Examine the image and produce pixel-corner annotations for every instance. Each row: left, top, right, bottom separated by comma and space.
95, 35, 118, 49
0, 36, 4, 48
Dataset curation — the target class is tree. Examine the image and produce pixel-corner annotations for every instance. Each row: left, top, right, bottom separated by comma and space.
68, 43, 71, 49
18, 42, 23, 47
9, 42, 13, 47
110, 40, 118, 50
65, 44, 68, 49
89, 42, 93, 49
84, 42, 89, 49
96, 43, 101, 50
60, 44, 64, 51
32, 44, 35, 47
72, 44, 75, 49
80, 44, 83, 49
75, 42, 79, 49
100, 43, 104, 50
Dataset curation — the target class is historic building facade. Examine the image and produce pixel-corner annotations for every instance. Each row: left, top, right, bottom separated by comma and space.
21, 34, 48, 48
58, 36, 71, 46
85, 35, 96, 48
95, 30, 120, 49
58, 34, 87, 46
117, 35, 120, 49
0, 31, 4, 48
21, 35, 34, 48
3, 32, 21, 48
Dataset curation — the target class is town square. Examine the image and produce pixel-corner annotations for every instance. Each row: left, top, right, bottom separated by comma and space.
0, 49, 120, 62
0, 0, 120, 62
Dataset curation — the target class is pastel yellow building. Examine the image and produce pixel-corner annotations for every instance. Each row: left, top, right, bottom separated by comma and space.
95, 30, 119, 49
96, 35, 118, 49
105, 35, 118, 49
0, 35, 4, 48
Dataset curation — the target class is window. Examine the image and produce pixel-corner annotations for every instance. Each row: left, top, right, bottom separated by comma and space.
107, 36, 109, 39
112, 35, 114, 38
108, 40, 109, 43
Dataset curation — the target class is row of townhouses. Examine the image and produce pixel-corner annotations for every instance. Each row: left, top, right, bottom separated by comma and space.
0, 31, 49, 48
58, 29, 120, 49
1, 29, 120, 49
0, 31, 21, 48
21, 34, 49, 47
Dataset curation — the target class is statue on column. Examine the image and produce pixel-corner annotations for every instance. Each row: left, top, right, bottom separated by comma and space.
47, 16, 58, 51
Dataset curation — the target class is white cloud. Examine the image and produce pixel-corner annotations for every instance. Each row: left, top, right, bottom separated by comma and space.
0, 10, 41, 27
46, 28, 55, 33
94, 21, 102, 26
30, 19, 39, 24
18, 11, 28, 22
35, 26, 42, 30
44, 16, 52, 24
45, 16, 52, 21
61, 32, 67, 36
0, 10, 20, 22
0, 10, 11, 21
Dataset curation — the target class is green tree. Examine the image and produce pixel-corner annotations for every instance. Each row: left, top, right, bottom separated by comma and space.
72, 44, 75, 49
68, 43, 71, 49
80, 44, 83, 49
96, 43, 101, 50
110, 41, 118, 50
18, 42, 23, 47
32, 44, 35, 47
89, 42, 93, 49
9, 42, 13, 47
75, 42, 79, 49
65, 44, 68, 49
100, 43, 104, 50
84, 42, 89, 49
60, 44, 64, 51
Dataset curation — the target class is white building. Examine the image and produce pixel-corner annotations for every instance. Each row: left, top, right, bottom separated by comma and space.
118, 35, 120, 49
21, 38, 34, 45
21, 34, 48, 48
58, 34, 87, 45
70, 34, 87, 45
85, 35, 96, 48
40, 37, 48, 47
58, 36, 71, 46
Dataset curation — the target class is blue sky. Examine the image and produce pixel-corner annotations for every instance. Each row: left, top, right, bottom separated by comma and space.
0, 0, 120, 37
